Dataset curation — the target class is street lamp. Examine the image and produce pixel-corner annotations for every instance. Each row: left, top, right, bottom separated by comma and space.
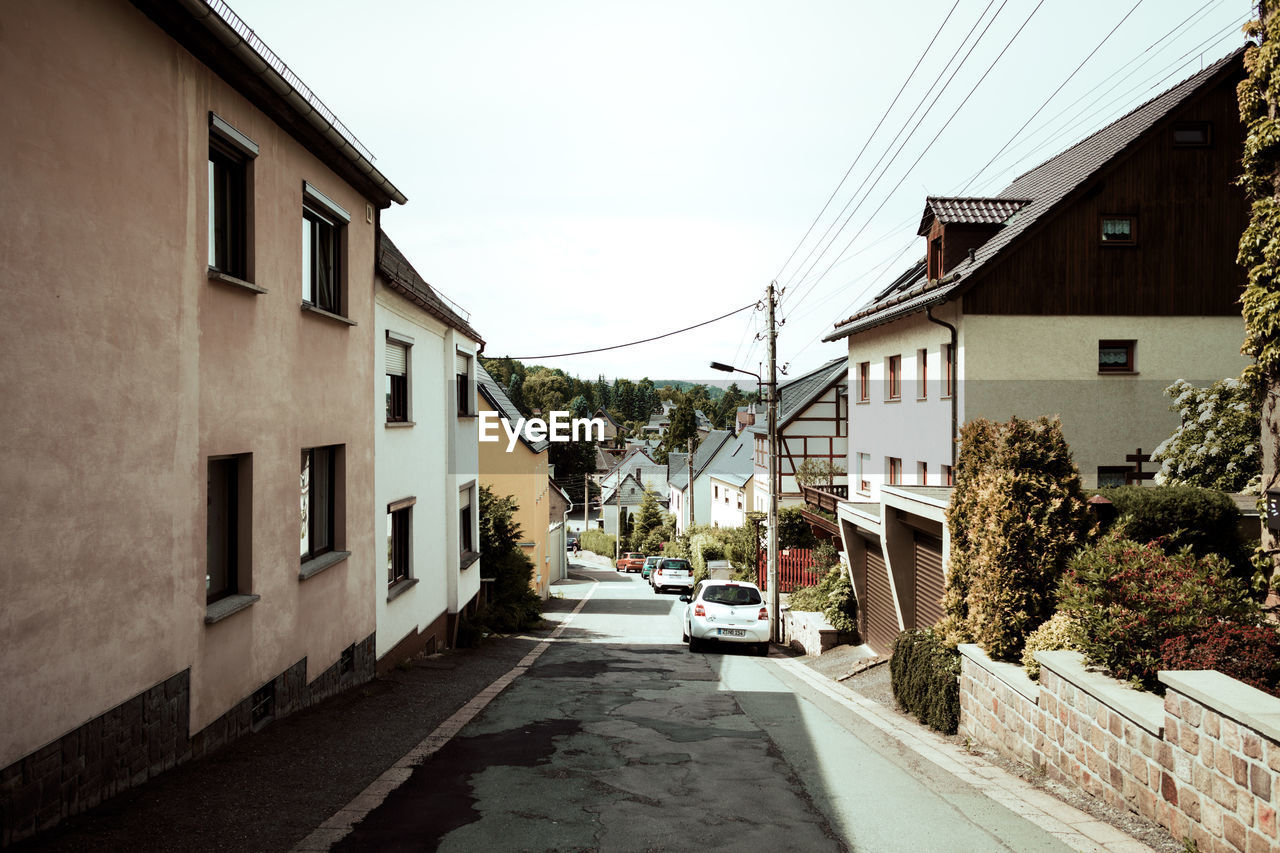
710, 359, 779, 643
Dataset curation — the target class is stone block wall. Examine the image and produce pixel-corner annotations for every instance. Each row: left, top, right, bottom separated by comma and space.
1, 633, 376, 846
781, 609, 856, 655
958, 645, 1280, 853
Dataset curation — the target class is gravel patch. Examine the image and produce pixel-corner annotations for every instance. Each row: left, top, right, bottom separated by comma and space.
804, 646, 1182, 853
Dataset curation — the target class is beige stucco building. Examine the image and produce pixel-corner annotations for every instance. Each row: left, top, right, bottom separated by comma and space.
0, 1, 407, 840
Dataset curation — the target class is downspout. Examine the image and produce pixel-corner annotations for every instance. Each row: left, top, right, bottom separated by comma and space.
925, 303, 958, 472
562, 501, 573, 581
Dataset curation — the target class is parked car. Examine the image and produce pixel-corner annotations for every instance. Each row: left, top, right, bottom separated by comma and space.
651, 558, 693, 594
641, 556, 661, 580
615, 551, 646, 573
681, 580, 770, 655
567, 538, 579, 553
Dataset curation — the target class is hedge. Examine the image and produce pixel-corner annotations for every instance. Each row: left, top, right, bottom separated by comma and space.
578, 529, 616, 558
890, 629, 960, 735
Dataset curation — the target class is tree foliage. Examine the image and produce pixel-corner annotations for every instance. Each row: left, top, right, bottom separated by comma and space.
940, 417, 1089, 660
628, 487, 665, 551
1149, 378, 1261, 492
476, 486, 542, 634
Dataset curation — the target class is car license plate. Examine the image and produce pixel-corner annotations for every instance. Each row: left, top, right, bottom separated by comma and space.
718, 628, 746, 637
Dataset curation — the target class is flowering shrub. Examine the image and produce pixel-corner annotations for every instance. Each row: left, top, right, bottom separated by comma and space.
1057, 535, 1260, 691
1149, 378, 1261, 493
1021, 611, 1082, 680
941, 416, 1089, 660
1160, 624, 1280, 697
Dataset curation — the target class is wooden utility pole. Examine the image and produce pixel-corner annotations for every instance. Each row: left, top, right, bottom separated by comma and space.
687, 436, 695, 528
767, 282, 781, 643
584, 472, 590, 534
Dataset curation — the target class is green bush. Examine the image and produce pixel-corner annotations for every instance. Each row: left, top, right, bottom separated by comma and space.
578, 528, 616, 557
890, 629, 960, 734
787, 568, 858, 634
941, 417, 1089, 661
1057, 535, 1261, 691
688, 527, 731, 582
778, 506, 818, 550
1021, 611, 1082, 680
1092, 485, 1252, 583
477, 487, 542, 634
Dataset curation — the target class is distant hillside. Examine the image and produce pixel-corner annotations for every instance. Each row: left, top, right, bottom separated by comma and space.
650, 380, 740, 399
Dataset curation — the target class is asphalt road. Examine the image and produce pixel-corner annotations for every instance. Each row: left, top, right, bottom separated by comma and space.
329, 562, 1076, 853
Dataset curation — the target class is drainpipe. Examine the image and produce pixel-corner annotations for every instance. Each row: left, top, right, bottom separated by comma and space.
562, 501, 573, 580
925, 304, 958, 472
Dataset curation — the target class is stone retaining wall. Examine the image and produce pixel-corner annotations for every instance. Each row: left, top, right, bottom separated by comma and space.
958, 645, 1280, 853
781, 609, 855, 655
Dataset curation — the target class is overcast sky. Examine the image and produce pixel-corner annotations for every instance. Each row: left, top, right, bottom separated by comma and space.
228, 0, 1252, 383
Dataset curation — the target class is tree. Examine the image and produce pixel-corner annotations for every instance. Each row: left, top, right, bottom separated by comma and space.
661, 396, 698, 459
777, 506, 818, 550
521, 368, 572, 416
629, 487, 664, 550
568, 394, 592, 420
1150, 379, 1261, 492
476, 486, 542, 634
1239, 5, 1280, 580
795, 458, 847, 488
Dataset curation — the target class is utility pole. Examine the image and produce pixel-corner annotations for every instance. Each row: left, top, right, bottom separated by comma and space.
583, 472, 589, 535
615, 479, 621, 563
687, 436, 695, 529
766, 281, 781, 643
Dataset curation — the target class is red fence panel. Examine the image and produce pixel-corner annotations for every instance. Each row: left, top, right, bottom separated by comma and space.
757, 548, 820, 592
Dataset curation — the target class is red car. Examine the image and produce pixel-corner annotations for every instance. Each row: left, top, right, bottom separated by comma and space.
615, 552, 646, 573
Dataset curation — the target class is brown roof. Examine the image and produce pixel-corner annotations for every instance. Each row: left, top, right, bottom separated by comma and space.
916, 197, 1030, 235
826, 49, 1244, 342
377, 232, 483, 345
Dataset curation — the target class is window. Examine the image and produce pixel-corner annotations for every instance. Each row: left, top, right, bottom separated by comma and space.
886, 355, 901, 401
942, 464, 954, 486
714, 485, 720, 500
302, 182, 349, 315
207, 114, 257, 282
888, 457, 902, 486
917, 348, 928, 399
386, 336, 410, 423
456, 350, 474, 416
300, 445, 339, 563
918, 461, 928, 485
942, 343, 954, 398
1100, 216, 1136, 245
857, 453, 870, 495
736, 492, 743, 510
857, 361, 870, 403
1097, 466, 1131, 488
1098, 340, 1136, 373
1172, 121, 1211, 147
460, 484, 477, 564
207, 454, 251, 604
387, 499, 413, 586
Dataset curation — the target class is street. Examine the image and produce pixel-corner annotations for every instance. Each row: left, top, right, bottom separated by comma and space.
315, 560, 1086, 853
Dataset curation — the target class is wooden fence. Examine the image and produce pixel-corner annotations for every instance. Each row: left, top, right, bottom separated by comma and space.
757, 548, 819, 592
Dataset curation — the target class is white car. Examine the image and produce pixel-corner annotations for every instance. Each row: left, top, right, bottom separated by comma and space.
681, 580, 770, 655
651, 558, 694, 594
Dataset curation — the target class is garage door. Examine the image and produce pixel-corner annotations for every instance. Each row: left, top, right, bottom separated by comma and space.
864, 546, 899, 656
913, 533, 946, 629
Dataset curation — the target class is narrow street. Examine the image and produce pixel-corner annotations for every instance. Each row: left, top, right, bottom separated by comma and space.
314, 560, 1085, 853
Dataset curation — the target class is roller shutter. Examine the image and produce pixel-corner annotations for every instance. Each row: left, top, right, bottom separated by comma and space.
913, 533, 946, 629
864, 546, 898, 656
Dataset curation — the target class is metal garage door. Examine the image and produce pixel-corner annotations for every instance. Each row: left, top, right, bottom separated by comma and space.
864, 546, 898, 656
913, 533, 946, 629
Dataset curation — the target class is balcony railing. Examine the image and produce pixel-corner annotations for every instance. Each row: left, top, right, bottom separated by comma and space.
801, 483, 847, 514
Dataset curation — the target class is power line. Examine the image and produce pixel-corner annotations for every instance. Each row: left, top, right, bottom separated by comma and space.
499, 302, 758, 361
956, 0, 1148, 196
771, 0, 962, 286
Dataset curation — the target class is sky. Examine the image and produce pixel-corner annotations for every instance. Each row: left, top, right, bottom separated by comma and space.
226, 0, 1254, 383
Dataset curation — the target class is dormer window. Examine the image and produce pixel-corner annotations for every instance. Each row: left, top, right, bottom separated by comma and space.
929, 238, 942, 280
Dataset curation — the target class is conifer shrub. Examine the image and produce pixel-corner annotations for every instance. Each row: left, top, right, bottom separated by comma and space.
1021, 611, 1082, 680
1160, 624, 1280, 697
1092, 485, 1252, 583
1057, 535, 1261, 691
941, 417, 1089, 660
890, 629, 960, 735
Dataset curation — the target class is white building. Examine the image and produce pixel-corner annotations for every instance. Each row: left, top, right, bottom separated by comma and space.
375, 234, 482, 666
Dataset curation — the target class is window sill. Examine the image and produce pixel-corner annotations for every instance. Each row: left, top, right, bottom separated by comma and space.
208, 268, 267, 294
916, 396, 928, 402
884, 397, 902, 404
940, 394, 954, 400
387, 576, 419, 602
301, 303, 357, 326
457, 412, 477, 420
205, 593, 260, 625
385, 421, 416, 429
299, 550, 350, 581
855, 399, 870, 405
460, 550, 480, 570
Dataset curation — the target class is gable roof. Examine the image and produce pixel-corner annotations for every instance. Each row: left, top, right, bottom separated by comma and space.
477, 363, 547, 453
825, 49, 1244, 342
600, 445, 662, 490
378, 232, 484, 345
667, 431, 733, 492
917, 197, 1030, 235
778, 358, 848, 426
707, 431, 754, 487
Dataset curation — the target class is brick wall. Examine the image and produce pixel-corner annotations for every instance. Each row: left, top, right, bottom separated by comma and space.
958, 645, 1280, 853
0, 633, 375, 847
